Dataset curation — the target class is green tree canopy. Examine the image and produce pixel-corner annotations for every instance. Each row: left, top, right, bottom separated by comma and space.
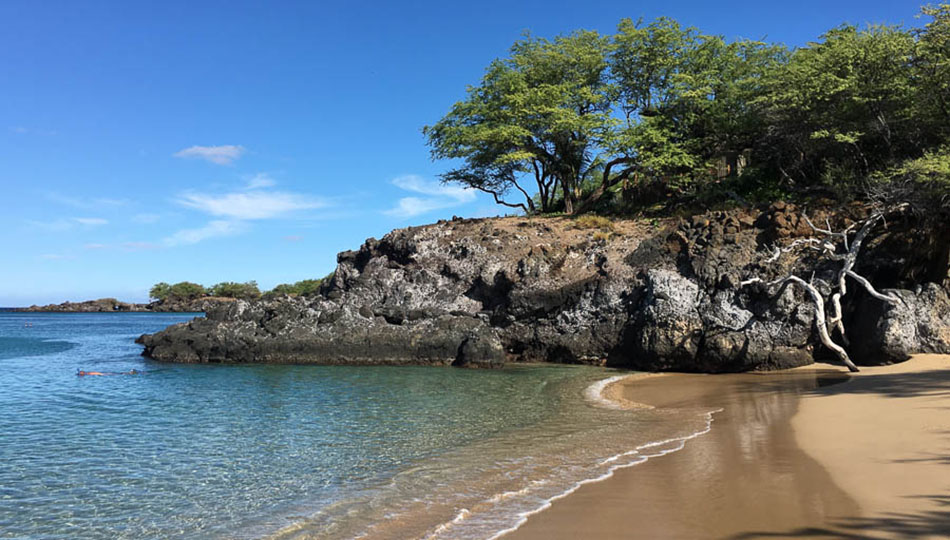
267, 278, 326, 298
149, 282, 171, 301
756, 23, 919, 187
209, 281, 261, 300
426, 5, 950, 213
165, 282, 207, 301
424, 30, 618, 214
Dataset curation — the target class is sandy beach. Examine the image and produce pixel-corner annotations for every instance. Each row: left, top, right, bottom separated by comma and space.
508, 355, 950, 539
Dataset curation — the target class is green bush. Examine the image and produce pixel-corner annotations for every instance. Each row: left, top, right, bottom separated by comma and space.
265, 273, 334, 299
209, 281, 261, 300
166, 282, 207, 301
149, 282, 171, 301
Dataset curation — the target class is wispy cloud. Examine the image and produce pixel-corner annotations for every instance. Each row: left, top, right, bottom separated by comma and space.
283, 235, 303, 242
384, 175, 476, 218
74, 217, 108, 226
176, 190, 327, 220
44, 192, 127, 209
122, 241, 161, 251
132, 213, 161, 224
84, 243, 107, 250
245, 172, 276, 189
165, 180, 332, 246
27, 217, 109, 231
163, 220, 245, 247
11, 126, 58, 136
173, 145, 245, 165
40, 253, 74, 260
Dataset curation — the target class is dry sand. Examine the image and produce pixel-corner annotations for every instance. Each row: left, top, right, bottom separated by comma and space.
507, 355, 950, 539
791, 354, 950, 539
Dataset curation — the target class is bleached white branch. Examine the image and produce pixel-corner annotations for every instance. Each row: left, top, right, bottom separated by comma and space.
741, 209, 896, 373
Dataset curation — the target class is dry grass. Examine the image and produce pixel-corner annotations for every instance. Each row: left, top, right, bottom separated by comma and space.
573, 215, 615, 231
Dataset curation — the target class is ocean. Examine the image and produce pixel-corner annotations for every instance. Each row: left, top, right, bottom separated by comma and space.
0, 312, 715, 539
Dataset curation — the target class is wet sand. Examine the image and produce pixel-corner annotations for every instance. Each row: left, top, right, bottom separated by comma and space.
508, 356, 950, 539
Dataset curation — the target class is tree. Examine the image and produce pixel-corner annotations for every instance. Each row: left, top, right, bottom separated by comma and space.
167, 282, 207, 301
756, 24, 918, 186
424, 30, 616, 214
209, 281, 261, 300
267, 278, 325, 298
149, 282, 171, 301
582, 18, 786, 208
428, 9, 948, 215
916, 3, 950, 144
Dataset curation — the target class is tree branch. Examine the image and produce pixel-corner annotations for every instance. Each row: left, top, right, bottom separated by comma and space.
741, 210, 899, 373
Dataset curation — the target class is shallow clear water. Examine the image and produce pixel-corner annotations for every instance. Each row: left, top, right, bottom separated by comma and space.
0, 312, 712, 539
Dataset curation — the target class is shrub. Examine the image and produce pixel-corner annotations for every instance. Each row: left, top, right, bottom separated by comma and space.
167, 282, 208, 301
209, 281, 262, 300
265, 273, 334, 299
149, 282, 171, 301
592, 230, 613, 242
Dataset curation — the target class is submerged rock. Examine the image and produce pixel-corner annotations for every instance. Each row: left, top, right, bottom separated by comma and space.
138, 207, 950, 371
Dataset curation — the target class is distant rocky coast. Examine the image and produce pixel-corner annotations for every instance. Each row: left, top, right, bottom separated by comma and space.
13, 297, 235, 313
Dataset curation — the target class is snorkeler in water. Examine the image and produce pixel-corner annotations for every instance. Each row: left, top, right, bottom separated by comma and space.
77, 369, 141, 376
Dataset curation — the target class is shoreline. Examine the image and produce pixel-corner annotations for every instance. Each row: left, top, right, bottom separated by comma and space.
507, 357, 950, 539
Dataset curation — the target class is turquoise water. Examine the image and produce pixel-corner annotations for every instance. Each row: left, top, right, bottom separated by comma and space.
0, 312, 712, 539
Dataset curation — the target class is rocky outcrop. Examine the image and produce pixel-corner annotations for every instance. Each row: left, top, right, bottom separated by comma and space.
138, 205, 950, 371
851, 283, 950, 363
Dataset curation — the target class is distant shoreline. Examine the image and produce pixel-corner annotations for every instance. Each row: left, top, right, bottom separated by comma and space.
1, 297, 236, 313
0, 308, 205, 313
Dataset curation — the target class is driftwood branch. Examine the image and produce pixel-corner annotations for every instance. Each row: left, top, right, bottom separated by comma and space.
742, 209, 901, 373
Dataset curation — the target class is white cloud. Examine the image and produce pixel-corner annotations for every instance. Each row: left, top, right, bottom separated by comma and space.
27, 219, 73, 232
74, 217, 108, 226
26, 217, 108, 231
384, 175, 476, 218
176, 190, 327, 220
173, 145, 245, 165
84, 243, 107, 250
163, 220, 244, 247
11, 126, 57, 136
40, 253, 74, 260
245, 172, 276, 189
44, 192, 127, 209
132, 213, 161, 224
122, 241, 161, 251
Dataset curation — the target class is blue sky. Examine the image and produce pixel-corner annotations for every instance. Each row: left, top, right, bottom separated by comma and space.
0, 0, 928, 305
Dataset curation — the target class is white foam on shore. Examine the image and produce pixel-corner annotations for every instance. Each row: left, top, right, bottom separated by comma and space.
422, 374, 723, 540
482, 407, 722, 540
582, 374, 632, 409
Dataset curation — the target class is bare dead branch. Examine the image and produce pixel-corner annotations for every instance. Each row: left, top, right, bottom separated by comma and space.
741, 209, 897, 373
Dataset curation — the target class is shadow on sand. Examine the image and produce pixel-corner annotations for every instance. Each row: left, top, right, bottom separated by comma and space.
730, 493, 950, 538
732, 362, 950, 539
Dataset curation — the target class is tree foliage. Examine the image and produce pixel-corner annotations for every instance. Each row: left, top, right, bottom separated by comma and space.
266, 278, 327, 298
209, 281, 261, 300
149, 281, 208, 301
426, 4, 950, 214
424, 30, 616, 214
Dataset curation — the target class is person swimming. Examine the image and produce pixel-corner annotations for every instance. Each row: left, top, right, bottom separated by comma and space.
76, 369, 141, 376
